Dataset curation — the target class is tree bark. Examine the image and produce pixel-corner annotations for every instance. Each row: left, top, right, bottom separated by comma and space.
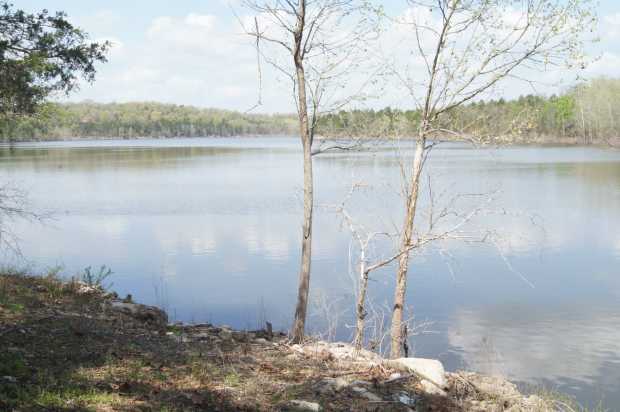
353, 260, 368, 352
291, 7, 314, 342
390, 137, 425, 358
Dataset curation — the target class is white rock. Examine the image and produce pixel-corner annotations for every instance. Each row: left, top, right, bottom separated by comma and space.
290, 344, 304, 353
390, 357, 447, 395
284, 400, 322, 411
351, 386, 382, 402
75, 283, 100, 295
394, 391, 417, 406
298, 341, 382, 363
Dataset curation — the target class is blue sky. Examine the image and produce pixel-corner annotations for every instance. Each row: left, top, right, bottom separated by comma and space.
18, 0, 620, 113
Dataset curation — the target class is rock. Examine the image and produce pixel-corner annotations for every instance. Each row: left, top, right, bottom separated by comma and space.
393, 391, 418, 407
451, 373, 551, 411
517, 395, 548, 410
315, 377, 348, 394
458, 372, 521, 400
232, 331, 249, 342
297, 342, 382, 363
109, 301, 168, 329
192, 332, 210, 340
281, 400, 322, 411
74, 282, 101, 295
388, 372, 402, 380
218, 329, 233, 341
390, 358, 447, 395
2, 376, 17, 383
351, 386, 382, 402
254, 338, 269, 344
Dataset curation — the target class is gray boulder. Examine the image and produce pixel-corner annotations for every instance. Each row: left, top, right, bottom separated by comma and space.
109, 301, 168, 329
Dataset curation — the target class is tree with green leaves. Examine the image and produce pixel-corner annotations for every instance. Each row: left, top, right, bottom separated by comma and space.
0, 2, 108, 253
0, 2, 109, 116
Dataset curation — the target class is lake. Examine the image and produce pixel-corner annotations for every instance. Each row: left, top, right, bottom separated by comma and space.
1, 137, 619, 407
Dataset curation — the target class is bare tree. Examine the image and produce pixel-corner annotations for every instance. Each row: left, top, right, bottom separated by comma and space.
240, 0, 378, 343
0, 183, 41, 256
386, 0, 595, 358
336, 178, 501, 354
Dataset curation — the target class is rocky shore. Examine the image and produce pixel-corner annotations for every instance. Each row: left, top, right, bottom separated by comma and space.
0, 271, 559, 411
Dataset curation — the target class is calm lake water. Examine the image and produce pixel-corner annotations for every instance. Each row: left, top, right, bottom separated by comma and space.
1, 137, 619, 407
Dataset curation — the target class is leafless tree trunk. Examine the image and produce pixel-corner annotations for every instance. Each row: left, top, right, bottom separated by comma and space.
337, 173, 504, 355
390, 138, 425, 357
385, 0, 595, 358
241, 0, 377, 343
292, 23, 314, 340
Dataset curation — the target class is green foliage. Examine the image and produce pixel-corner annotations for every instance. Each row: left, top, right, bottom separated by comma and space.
0, 101, 298, 140
0, 352, 27, 378
0, 78, 618, 143
79, 265, 113, 290
319, 77, 620, 143
42, 266, 67, 300
0, 2, 109, 116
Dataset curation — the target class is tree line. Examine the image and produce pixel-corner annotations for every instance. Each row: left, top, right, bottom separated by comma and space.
0, 102, 298, 141
320, 77, 620, 144
2, 77, 617, 143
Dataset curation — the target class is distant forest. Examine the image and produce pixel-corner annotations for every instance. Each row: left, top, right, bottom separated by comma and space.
320, 77, 620, 144
1, 77, 618, 144
0, 103, 298, 140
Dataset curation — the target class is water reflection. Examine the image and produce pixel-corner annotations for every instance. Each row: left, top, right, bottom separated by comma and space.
448, 305, 620, 406
1, 138, 619, 406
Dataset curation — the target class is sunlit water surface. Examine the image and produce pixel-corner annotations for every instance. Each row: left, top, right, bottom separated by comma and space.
1, 137, 619, 407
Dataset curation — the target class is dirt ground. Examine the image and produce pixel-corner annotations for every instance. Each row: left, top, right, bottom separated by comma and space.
0, 271, 563, 411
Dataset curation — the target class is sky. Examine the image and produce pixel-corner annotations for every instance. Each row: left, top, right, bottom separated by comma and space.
17, 0, 620, 113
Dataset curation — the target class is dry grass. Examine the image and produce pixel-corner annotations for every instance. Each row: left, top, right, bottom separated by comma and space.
0, 271, 422, 411
0, 271, 578, 411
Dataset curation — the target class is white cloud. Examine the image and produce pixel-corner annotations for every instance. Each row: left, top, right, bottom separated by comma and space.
68, 12, 285, 111
585, 52, 620, 77
185, 13, 216, 28
64, 6, 620, 112
604, 12, 620, 29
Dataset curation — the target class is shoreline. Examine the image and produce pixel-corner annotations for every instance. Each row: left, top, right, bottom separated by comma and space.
0, 271, 579, 411
0, 134, 617, 149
